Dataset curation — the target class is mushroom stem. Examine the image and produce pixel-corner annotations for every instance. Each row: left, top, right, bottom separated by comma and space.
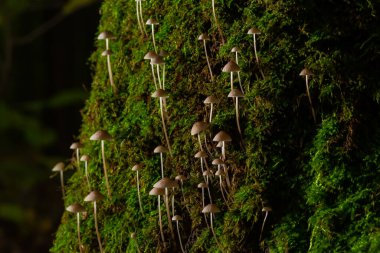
159, 98, 172, 155
201, 188, 205, 208
160, 153, 164, 178
157, 196, 165, 245
209, 103, 213, 123
206, 177, 213, 204
139, 0, 147, 35
136, 1, 143, 34
235, 52, 243, 92
198, 134, 203, 151
164, 188, 176, 241
171, 187, 175, 215
93, 201, 104, 253
222, 141, 226, 161
76, 213, 83, 253
150, 63, 158, 90
101, 140, 111, 198
84, 161, 91, 190
105, 38, 117, 93
235, 97, 242, 136
218, 175, 228, 204
59, 170, 65, 198
176, 220, 185, 253
151, 24, 157, 53
137, 171, 144, 215
211, 0, 225, 44
156, 64, 162, 89
203, 40, 214, 82
76, 149, 80, 170
253, 34, 259, 64
230, 72, 234, 91
259, 211, 269, 241
305, 75, 316, 123
162, 63, 166, 90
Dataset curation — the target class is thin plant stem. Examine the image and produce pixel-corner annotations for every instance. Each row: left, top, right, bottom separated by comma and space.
160, 153, 164, 178
259, 211, 269, 241
94, 202, 104, 253
253, 34, 259, 64
235, 98, 242, 136
171, 187, 175, 215
106, 39, 117, 93
151, 25, 157, 53
136, 1, 143, 34
305, 75, 316, 123
176, 221, 185, 253
59, 170, 65, 198
76, 213, 83, 253
151, 63, 158, 90
85, 161, 91, 190
158, 196, 165, 245
204, 134, 212, 155
203, 40, 214, 82
230, 72, 234, 91
165, 188, 175, 241
159, 98, 172, 155
222, 141, 225, 161
137, 171, 144, 215
209, 103, 213, 123
138, 0, 147, 36
156, 64, 162, 89
207, 181, 213, 204
101, 140, 111, 198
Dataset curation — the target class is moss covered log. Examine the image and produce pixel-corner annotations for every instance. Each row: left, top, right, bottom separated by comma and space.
51, 0, 380, 252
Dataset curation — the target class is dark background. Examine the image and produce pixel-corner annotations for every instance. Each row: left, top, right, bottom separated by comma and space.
0, 0, 100, 252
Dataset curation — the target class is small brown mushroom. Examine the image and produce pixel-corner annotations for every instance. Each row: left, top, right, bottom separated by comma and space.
146, 18, 159, 52
300, 68, 316, 122
52, 162, 65, 199
213, 131, 232, 160
98, 31, 117, 93
66, 203, 86, 253
70, 142, 84, 170
228, 88, 245, 136
260, 206, 272, 241
202, 204, 221, 247
149, 187, 166, 245
132, 164, 144, 215
152, 91, 172, 155
231, 47, 244, 93
84, 191, 105, 253
151, 55, 164, 90
222, 60, 240, 91
90, 130, 113, 198
172, 215, 185, 253
247, 28, 261, 64
80, 155, 91, 190
144, 51, 159, 89
154, 145, 169, 178
198, 33, 214, 82
191, 121, 209, 151
204, 95, 219, 123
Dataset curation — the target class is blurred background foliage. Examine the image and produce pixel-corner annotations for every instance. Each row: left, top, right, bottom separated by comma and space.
0, 0, 99, 252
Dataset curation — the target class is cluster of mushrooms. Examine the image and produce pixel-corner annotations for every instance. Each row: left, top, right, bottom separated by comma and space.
50, 1, 316, 252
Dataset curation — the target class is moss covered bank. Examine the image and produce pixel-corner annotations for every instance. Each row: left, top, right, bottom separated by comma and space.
51, 0, 380, 252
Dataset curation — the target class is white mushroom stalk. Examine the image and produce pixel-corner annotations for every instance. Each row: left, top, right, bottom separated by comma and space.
247, 28, 265, 79
146, 19, 159, 53
300, 68, 316, 123
172, 216, 185, 253
149, 188, 165, 246
198, 182, 210, 229
132, 164, 144, 215
80, 155, 91, 190
152, 90, 172, 155
84, 191, 105, 253
198, 33, 214, 82
213, 131, 232, 161
204, 96, 218, 124
98, 31, 117, 93
52, 162, 65, 199
202, 204, 222, 249
228, 88, 245, 137
231, 47, 244, 94
260, 207, 272, 241
216, 168, 228, 204
135, 0, 143, 34
66, 204, 86, 253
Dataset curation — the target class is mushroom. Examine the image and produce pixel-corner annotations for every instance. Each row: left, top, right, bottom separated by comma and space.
98, 31, 117, 93
132, 164, 144, 215
80, 155, 91, 190
130, 232, 142, 253
146, 18, 159, 52
202, 204, 221, 247
194, 150, 208, 176
198, 182, 210, 228
144, 51, 159, 90
90, 130, 113, 198
151, 55, 164, 90
259, 206, 272, 241
198, 33, 214, 82
222, 60, 240, 91
191, 121, 209, 151
228, 88, 245, 136
214, 165, 228, 204
299, 68, 316, 122
154, 145, 169, 178
212, 131, 232, 160
172, 215, 185, 253
152, 90, 172, 155
149, 187, 166, 246
159, 50, 169, 90
204, 95, 218, 123
202, 170, 213, 204
66, 203, 86, 253
231, 47, 244, 93
175, 175, 187, 201
70, 142, 84, 170
52, 162, 65, 199
84, 191, 105, 253
247, 28, 261, 64
153, 178, 178, 241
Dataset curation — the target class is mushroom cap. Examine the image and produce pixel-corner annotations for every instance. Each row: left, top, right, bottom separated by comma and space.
172, 215, 183, 221
191, 121, 209, 135
159, 50, 169, 57
101, 49, 112, 56
202, 203, 220, 213
146, 18, 159, 25
70, 142, 84, 149
231, 47, 241, 53
194, 150, 208, 158
66, 203, 86, 213
84, 191, 105, 202
90, 130, 112, 141
175, 175, 186, 181
203, 170, 213, 176
204, 95, 218, 104
247, 27, 261, 35
262, 206, 272, 212
213, 131, 232, 142
144, 51, 158, 60
154, 145, 169, 153
80, 155, 90, 162
299, 68, 313, 76
215, 169, 224, 176
212, 158, 224, 165
98, 31, 116, 40
197, 182, 208, 188
52, 162, 65, 172
154, 177, 178, 188
149, 187, 165, 196
198, 33, 210, 41
228, 88, 245, 98
132, 164, 144, 171
151, 89, 168, 98
222, 60, 240, 73
151, 55, 164, 65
